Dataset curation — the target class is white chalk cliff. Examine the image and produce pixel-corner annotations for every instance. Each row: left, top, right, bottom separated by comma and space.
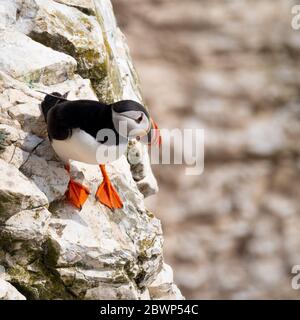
0, 0, 183, 300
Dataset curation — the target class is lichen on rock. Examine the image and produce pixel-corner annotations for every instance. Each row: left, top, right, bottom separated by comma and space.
0, 0, 183, 300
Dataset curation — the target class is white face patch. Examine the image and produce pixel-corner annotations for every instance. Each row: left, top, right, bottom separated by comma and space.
112, 110, 150, 139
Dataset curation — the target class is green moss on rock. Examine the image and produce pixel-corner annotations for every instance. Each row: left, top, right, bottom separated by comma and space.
0, 129, 9, 153
7, 262, 74, 300
43, 239, 61, 268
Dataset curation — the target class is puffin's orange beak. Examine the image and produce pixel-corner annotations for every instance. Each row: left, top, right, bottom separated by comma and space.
149, 118, 162, 146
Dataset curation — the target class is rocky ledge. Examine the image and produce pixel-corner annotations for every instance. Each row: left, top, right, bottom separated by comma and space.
0, 0, 183, 300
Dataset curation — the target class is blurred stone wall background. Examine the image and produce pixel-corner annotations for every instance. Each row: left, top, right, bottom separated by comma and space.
112, 0, 300, 299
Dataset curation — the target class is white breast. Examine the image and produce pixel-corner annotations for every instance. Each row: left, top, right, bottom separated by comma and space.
52, 129, 127, 165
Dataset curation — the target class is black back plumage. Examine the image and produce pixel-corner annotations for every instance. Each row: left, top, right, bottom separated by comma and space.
47, 101, 116, 142
40, 92, 67, 123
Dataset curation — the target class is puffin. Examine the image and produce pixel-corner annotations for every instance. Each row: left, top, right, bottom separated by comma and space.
40, 92, 160, 210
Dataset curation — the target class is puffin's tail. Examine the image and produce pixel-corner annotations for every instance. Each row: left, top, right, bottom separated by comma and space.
40, 92, 68, 123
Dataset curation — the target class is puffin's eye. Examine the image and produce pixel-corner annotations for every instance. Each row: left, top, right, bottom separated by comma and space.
135, 113, 143, 124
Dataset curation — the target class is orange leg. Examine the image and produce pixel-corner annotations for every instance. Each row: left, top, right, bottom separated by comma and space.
95, 164, 123, 209
64, 164, 90, 210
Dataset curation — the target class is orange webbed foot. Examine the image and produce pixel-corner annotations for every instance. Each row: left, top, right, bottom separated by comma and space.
65, 164, 90, 210
96, 165, 123, 210
66, 179, 90, 210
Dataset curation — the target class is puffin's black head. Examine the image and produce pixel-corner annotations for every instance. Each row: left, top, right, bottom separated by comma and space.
111, 100, 151, 141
